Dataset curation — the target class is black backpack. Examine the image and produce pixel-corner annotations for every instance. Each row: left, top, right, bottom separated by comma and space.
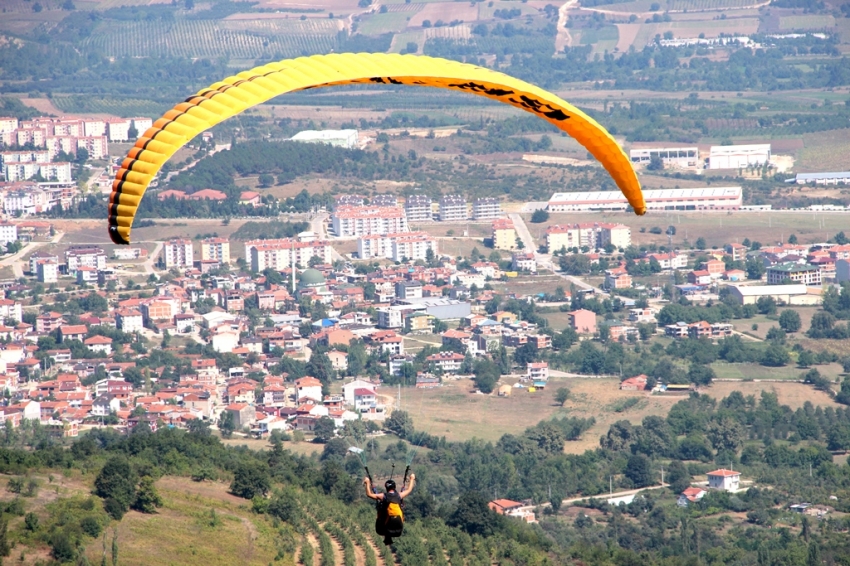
378, 491, 404, 537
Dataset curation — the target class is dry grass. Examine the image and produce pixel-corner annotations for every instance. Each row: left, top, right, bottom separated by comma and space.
701, 381, 842, 409
82, 477, 278, 566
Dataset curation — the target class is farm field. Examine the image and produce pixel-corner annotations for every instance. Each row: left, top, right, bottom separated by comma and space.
709, 361, 845, 382
779, 15, 836, 30
83, 18, 340, 59
798, 128, 850, 172
390, 31, 424, 53
630, 18, 760, 48
357, 11, 412, 35
592, 0, 762, 13
52, 96, 169, 119
408, 3, 479, 27
701, 380, 841, 409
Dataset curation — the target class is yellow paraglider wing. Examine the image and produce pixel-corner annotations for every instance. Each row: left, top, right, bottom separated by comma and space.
109, 53, 644, 244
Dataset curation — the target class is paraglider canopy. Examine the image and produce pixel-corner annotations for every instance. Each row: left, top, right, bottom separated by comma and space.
108, 53, 645, 244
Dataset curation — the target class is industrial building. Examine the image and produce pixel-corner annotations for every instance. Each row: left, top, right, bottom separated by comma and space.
290, 129, 358, 149
404, 195, 432, 222
439, 194, 468, 221
395, 297, 472, 320
727, 285, 821, 306
790, 172, 850, 185
629, 147, 699, 168
547, 187, 742, 212
708, 144, 771, 170
472, 197, 502, 220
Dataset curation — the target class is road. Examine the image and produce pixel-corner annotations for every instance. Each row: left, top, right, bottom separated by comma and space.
517, 483, 669, 515
142, 242, 164, 275
311, 212, 346, 262
555, 0, 579, 53
508, 213, 536, 252
0, 230, 65, 278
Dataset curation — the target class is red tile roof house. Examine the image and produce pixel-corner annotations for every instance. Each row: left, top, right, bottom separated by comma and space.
59, 325, 88, 343
620, 375, 648, 391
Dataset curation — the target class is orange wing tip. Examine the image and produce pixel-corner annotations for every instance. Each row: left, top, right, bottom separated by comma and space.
635, 206, 647, 216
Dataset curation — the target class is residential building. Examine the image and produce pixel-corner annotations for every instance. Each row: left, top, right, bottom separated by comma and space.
404, 194, 432, 222
426, 352, 465, 374
707, 469, 741, 491
766, 263, 821, 286
395, 281, 423, 300
246, 234, 332, 271
491, 218, 517, 251
620, 375, 648, 391
295, 376, 323, 403
65, 246, 107, 274
357, 232, 437, 261
163, 239, 194, 269
36, 259, 58, 283
225, 403, 255, 429
677, 487, 707, 507
547, 223, 631, 251
332, 206, 408, 237
116, 309, 143, 333
488, 499, 536, 523
200, 238, 230, 263
512, 252, 536, 273
438, 194, 467, 222
567, 309, 597, 334
472, 198, 501, 220
0, 222, 17, 244
526, 362, 548, 382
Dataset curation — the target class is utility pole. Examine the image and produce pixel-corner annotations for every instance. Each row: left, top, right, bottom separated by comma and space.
660, 465, 665, 486
609, 475, 613, 496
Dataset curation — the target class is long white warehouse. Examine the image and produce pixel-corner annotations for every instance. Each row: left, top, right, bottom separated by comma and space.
708, 144, 771, 170
547, 187, 742, 212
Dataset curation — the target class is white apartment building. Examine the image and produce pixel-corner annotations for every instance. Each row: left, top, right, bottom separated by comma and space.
246, 234, 332, 272
200, 238, 231, 263
357, 232, 437, 261
404, 194, 432, 222
37, 259, 58, 283
3, 162, 72, 183
0, 118, 18, 134
106, 119, 131, 142
0, 150, 51, 165
332, 206, 408, 237
546, 223, 631, 251
708, 144, 771, 170
3, 189, 52, 216
163, 239, 194, 268
439, 195, 467, 222
66, 247, 107, 274
472, 197, 502, 220
0, 223, 18, 244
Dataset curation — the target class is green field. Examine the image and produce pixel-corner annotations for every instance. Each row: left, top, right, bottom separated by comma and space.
358, 11, 412, 35
598, 0, 760, 12
779, 15, 836, 30
52, 96, 169, 118
83, 18, 340, 59
799, 128, 850, 172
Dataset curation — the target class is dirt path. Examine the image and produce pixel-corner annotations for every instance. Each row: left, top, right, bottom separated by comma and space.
362, 532, 388, 566
240, 517, 258, 563
555, 0, 579, 53
320, 522, 346, 565
302, 532, 320, 566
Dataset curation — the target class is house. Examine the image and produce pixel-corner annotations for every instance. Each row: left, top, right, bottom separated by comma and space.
353, 388, 377, 411
415, 374, 440, 389
59, 325, 88, 343
225, 403, 255, 429
620, 375, 648, 391
426, 352, 465, 374
526, 362, 548, 382
707, 469, 741, 492
342, 379, 376, 405
488, 499, 536, 523
327, 350, 348, 372
295, 376, 323, 403
567, 309, 597, 334
91, 394, 120, 417
84, 335, 113, 355
677, 487, 707, 507
116, 309, 143, 333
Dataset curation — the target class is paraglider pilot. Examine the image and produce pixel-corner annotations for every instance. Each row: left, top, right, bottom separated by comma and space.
364, 473, 415, 546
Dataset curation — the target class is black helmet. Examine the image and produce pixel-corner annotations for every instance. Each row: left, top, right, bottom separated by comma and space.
385, 480, 396, 491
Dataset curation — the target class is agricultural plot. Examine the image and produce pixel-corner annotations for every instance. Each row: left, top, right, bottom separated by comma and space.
478, 0, 540, 19
385, 2, 425, 12
357, 11, 412, 35
630, 17, 760, 47
594, 0, 760, 13
424, 24, 472, 41
579, 25, 619, 53
408, 2, 478, 27
390, 30, 424, 53
0, 10, 65, 34
83, 18, 340, 60
778, 15, 836, 30
52, 96, 169, 118
799, 128, 850, 172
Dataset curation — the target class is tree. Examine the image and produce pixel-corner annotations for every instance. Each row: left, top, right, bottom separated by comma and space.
625, 454, 655, 488
798, 349, 815, 368
647, 154, 664, 171
218, 410, 235, 438
313, 416, 336, 443
530, 209, 549, 223
447, 491, 503, 537
307, 350, 335, 385
555, 387, 571, 406
667, 460, 691, 493
761, 343, 790, 367
473, 358, 501, 394
94, 456, 137, 519
746, 257, 765, 280
788, 234, 798, 245
687, 364, 715, 386
268, 488, 301, 524
631, 416, 673, 458
386, 410, 414, 439
132, 476, 163, 513
695, 237, 706, 250
187, 418, 211, 437
258, 173, 274, 188
705, 416, 745, 452
778, 309, 802, 333
230, 461, 271, 499
0, 517, 8, 558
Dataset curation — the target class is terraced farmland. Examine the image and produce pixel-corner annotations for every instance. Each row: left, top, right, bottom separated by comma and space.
84, 18, 342, 59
